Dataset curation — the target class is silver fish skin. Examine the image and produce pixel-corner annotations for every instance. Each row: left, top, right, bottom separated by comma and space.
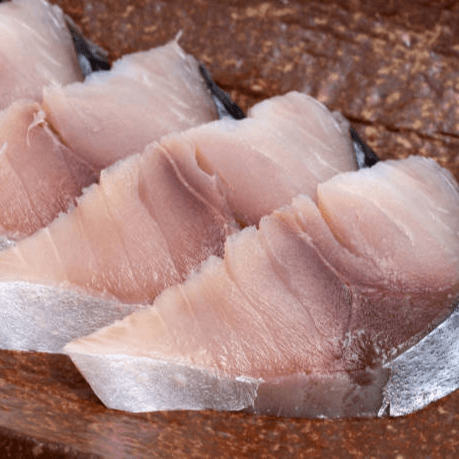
0, 282, 141, 353
66, 350, 388, 417
0, 237, 13, 251
379, 301, 459, 417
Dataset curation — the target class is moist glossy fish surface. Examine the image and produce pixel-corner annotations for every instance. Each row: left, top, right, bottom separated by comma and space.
0, 0, 83, 111
0, 91, 358, 352
42, 40, 219, 170
0, 142, 237, 305
0, 143, 237, 350
0, 38, 218, 243
164, 91, 357, 226
65, 156, 459, 417
0, 99, 97, 240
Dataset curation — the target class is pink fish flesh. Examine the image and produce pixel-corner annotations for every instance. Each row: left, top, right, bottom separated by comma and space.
0, 99, 97, 240
64, 156, 459, 417
42, 40, 219, 170
0, 91, 357, 351
0, 0, 82, 111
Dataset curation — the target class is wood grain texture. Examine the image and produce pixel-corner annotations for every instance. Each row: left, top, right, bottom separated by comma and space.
1, 0, 459, 457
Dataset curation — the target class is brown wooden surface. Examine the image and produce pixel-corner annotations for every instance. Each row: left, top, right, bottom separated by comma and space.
2, 0, 459, 457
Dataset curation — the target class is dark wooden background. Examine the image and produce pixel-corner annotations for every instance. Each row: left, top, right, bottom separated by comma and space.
1, 0, 459, 457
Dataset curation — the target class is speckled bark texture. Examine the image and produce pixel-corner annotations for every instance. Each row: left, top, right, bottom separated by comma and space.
1, 0, 459, 457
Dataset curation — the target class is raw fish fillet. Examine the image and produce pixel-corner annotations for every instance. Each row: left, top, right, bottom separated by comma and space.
0, 0, 82, 111
314, 156, 459, 351
0, 141, 237, 305
43, 40, 218, 170
0, 99, 97, 240
0, 38, 216, 243
170, 91, 357, 226
65, 156, 459, 417
0, 91, 357, 352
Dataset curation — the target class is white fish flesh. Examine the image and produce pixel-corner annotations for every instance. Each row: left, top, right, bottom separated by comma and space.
0, 39, 218, 243
0, 142, 237, 304
0, 136, 236, 352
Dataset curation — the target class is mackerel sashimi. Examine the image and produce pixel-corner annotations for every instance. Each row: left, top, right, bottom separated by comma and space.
0, 0, 83, 111
43, 40, 218, 170
315, 156, 459, 349
65, 156, 459, 417
0, 91, 358, 352
168, 91, 357, 226
0, 99, 97, 241
0, 39, 218, 243
0, 142, 237, 305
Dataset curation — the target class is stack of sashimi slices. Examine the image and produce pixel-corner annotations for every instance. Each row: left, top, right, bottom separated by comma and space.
0, 0, 218, 244
1, 0, 459, 419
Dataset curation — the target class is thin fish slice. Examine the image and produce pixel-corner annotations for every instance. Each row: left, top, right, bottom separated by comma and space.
0, 99, 97, 240
313, 156, 459, 351
200, 64, 381, 169
65, 156, 459, 417
63, 199, 383, 417
0, 142, 236, 305
172, 91, 357, 226
0, 139, 237, 352
0, 0, 82, 111
43, 39, 218, 170
0, 90, 360, 352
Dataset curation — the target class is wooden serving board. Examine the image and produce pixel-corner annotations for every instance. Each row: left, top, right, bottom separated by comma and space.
1, 0, 459, 456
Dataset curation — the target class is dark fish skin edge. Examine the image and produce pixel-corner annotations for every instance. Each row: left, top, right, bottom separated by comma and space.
65, 15, 111, 76
350, 126, 380, 167
199, 64, 246, 120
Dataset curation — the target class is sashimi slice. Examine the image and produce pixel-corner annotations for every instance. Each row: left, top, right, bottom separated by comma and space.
0, 91, 358, 352
311, 156, 459, 350
0, 99, 97, 240
316, 156, 459, 289
0, 0, 82, 111
62, 200, 382, 416
42, 40, 218, 170
65, 156, 459, 417
167, 91, 357, 226
0, 91, 356, 292
0, 141, 236, 305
